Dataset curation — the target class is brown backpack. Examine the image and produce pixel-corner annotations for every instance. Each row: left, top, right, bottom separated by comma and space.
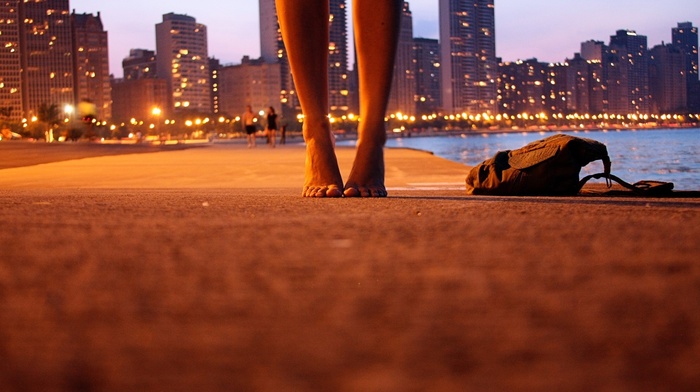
465, 134, 611, 196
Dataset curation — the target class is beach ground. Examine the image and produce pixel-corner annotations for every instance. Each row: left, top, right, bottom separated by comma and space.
1, 141, 699, 391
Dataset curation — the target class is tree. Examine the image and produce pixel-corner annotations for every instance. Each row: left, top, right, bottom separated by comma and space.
36, 103, 64, 141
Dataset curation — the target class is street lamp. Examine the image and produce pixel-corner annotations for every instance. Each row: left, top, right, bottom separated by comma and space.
151, 107, 162, 142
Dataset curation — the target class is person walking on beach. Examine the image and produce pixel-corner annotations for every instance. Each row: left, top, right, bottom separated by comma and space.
276, 0, 402, 197
242, 105, 257, 148
266, 106, 278, 148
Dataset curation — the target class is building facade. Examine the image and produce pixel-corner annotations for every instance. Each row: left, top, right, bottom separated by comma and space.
672, 22, 699, 112
218, 56, 281, 120
328, 0, 349, 113
123, 49, 157, 80
607, 30, 650, 115
209, 57, 221, 115
414, 38, 441, 115
497, 59, 547, 116
110, 78, 169, 124
19, 0, 74, 120
0, 1, 23, 122
259, 0, 295, 112
565, 54, 591, 114
156, 13, 211, 114
259, 0, 348, 115
580, 40, 605, 62
72, 12, 111, 120
649, 44, 687, 113
439, 0, 497, 115
388, 2, 416, 117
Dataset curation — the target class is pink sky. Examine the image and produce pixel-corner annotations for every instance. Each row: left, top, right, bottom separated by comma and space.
69, 0, 697, 78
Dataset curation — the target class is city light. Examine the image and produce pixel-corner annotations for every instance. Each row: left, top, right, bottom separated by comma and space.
2, 3, 698, 143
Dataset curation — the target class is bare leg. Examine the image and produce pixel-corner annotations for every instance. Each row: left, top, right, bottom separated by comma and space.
344, 0, 402, 197
276, 0, 343, 197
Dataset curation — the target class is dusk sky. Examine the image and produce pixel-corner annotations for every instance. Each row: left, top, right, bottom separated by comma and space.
70, 0, 697, 78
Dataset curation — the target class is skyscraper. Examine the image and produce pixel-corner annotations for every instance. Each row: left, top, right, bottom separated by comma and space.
328, 0, 349, 113
607, 29, 650, 114
72, 12, 111, 120
497, 59, 547, 116
259, 0, 348, 115
0, 1, 23, 122
259, 0, 294, 112
439, 0, 497, 115
18, 0, 74, 119
566, 54, 592, 114
414, 38, 441, 115
649, 44, 687, 113
156, 13, 210, 114
209, 57, 221, 115
672, 22, 699, 112
388, 2, 416, 117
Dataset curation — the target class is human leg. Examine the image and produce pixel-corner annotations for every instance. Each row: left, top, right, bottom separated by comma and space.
344, 0, 402, 197
246, 126, 256, 148
276, 0, 343, 197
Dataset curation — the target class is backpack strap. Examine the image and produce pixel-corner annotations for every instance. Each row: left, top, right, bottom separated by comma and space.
579, 172, 674, 196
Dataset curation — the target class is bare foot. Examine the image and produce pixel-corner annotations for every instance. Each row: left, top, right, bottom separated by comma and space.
344, 141, 386, 197
302, 134, 344, 198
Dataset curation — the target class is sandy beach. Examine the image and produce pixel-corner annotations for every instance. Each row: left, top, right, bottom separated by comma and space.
1, 141, 698, 391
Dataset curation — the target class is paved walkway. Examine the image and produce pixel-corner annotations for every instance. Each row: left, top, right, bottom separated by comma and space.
1, 142, 699, 391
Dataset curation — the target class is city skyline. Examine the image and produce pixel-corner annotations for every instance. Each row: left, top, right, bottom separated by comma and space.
70, 0, 697, 78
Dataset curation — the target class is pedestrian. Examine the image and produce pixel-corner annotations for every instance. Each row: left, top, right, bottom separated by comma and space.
266, 106, 278, 148
242, 105, 257, 148
280, 124, 287, 145
276, 0, 402, 197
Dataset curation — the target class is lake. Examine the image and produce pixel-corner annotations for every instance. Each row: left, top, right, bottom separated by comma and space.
340, 127, 700, 191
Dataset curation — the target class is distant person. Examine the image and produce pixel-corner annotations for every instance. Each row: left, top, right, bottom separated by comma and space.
242, 105, 257, 148
280, 123, 287, 145
266, 106, 278, 148
276, 0, 401, 197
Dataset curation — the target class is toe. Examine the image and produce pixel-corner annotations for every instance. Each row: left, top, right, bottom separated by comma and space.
343, 187, 361, 197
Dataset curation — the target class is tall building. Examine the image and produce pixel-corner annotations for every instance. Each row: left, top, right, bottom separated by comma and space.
0, 1, 23, 122
328, 0, 349, 113
672, 22, 699, 112
607, 29, 650, 114
414, 38, 441, 115
497, 59, 547, 116
439, 0, 497, 115
19, 0, 74, 120
259, 0, 294, 112
72, 12, 111, 120
548, 62, 570, 114
123, 49, 157, 80
156, 13, 210, 114
388, 2, 416, 117
210, 57, 221, 115
649, 44, 687, 113
588, 61, 606, 114
259, 0, 348, 115
566, 54, 592, 114
218, 56, 281, 118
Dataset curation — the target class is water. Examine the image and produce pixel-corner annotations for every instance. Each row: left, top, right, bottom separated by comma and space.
339, 127, 700, 190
